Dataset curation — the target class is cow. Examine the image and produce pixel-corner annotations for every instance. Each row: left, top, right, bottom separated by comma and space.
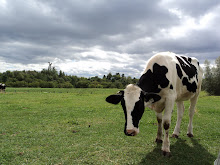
0, 83, 6, 93
106, 52, 203, 156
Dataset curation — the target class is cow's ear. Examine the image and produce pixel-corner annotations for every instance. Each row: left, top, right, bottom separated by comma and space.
106, 91, 124, 104
143, 92, 161, 103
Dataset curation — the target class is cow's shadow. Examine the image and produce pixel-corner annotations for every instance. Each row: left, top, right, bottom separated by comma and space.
139, 138, 216, 165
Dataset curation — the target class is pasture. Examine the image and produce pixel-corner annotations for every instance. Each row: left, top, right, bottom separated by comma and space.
0, 88, 219, 164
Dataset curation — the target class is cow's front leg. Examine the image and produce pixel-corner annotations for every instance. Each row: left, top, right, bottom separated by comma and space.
155, 112, 163, 143
162, 120, 171, 156
162, 97, 174, 156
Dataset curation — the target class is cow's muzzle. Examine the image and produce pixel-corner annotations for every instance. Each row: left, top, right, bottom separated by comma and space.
125, 128, 139, 136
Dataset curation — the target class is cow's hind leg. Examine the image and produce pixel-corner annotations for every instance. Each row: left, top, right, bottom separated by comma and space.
172, 101, 185, 138
155, 112, 163, 143
187, 94, 199, 137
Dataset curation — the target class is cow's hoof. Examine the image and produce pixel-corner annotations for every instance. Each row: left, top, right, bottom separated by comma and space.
187, 133, 194, 138
162, 151, 172, 157
172, 134, 179, 138
155, 138, 163, 143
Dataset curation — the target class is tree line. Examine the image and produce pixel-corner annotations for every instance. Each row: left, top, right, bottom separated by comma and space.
0, 67, 138, 89
0, 56, 219, 95
202, 56, 220, 96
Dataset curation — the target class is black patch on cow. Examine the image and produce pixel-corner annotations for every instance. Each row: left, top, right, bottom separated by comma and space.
170, 84, 173, 90
137, 63, 169, 95
131, 99, 145, 128
188, 57, 192, 63
157, 117, 162, 124
176, 64, 183, 79
182, 77, 197, 92
163, 122, 170, 130
121, 98, 128, 135
106, 94, 123, 104
106, 91, 124, 104
176, 56, 198, 93
176, 56, 197, 79
121, 96, 145, 135
144, 93, 161, 103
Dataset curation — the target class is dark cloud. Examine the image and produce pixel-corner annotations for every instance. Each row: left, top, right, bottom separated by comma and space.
0, 0, 220, 77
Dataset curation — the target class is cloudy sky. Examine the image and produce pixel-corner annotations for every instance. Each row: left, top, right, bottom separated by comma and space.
0, 0, 220, 77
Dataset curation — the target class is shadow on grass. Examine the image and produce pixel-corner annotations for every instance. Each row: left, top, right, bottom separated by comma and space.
139, 138, 216, 165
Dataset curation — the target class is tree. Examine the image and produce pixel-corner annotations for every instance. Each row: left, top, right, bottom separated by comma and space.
203, 60, 214, 94
203, 57, 220, 95
213, 56, 220, 95
59, 70, 65, 78
107, 73, 112, 81
1, 73, 8, 83
112, 73, 121, 82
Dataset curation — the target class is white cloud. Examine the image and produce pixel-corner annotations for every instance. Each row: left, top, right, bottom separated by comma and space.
0, 0, 7, 9
162, 8, 217, 39
0, 60, 48, 73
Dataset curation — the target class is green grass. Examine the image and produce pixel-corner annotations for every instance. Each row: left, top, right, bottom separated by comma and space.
0, 88, 219, 164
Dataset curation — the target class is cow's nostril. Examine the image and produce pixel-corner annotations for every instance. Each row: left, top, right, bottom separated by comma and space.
126, 129, 134, 134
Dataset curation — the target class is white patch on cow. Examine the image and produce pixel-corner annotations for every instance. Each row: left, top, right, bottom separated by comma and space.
124, 84, 142, 130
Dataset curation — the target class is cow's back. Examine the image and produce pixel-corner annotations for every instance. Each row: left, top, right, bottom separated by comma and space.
139, 52, 202, 104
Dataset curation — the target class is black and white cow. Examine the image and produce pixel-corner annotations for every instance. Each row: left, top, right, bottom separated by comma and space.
106, 52, 203, 156
0, 83, 6, 93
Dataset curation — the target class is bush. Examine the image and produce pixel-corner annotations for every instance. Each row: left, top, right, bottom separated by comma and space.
28, 82, 40, 88
75, 80, 89, 88
13, 81, 28, 87
59, 82, 73, 88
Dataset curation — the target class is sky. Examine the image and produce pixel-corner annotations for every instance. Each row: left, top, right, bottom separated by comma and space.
0, 0, 220, 78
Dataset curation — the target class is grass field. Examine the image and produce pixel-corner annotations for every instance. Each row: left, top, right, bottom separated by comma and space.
0, 88, 219, 164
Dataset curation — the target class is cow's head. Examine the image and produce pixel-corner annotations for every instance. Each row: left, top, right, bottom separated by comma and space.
106, 84, 161, 136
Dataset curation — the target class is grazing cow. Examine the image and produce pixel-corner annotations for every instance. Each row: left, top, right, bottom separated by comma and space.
0, 83, 6, 93
106, 52, 203, 156
0, 83, 2, 92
